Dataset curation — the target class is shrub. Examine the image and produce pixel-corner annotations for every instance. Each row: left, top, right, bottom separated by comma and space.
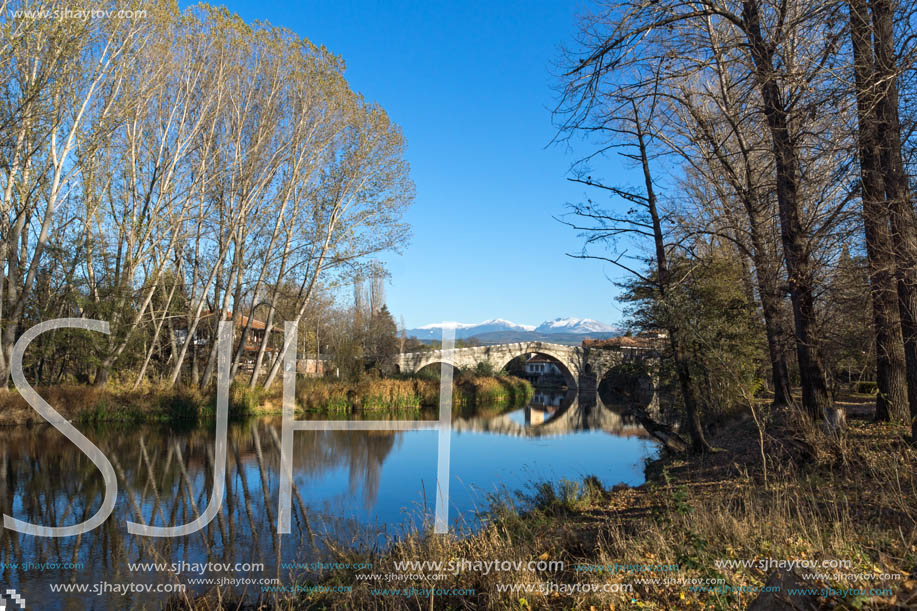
228, 382, 261, 418
473, 362, 496, 376
277, 374, 531, 413
521, 477, 604, 515
359, 379, 420, 411
296, 378, 352, 412
159, 387, 204, 423
854, 381, 878, 395
413, 379, 439, 406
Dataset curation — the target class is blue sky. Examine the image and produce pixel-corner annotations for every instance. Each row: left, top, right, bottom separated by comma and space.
218, 0, 637, 329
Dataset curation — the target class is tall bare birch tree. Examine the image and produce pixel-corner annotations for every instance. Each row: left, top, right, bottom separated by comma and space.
0, 1, 145, 384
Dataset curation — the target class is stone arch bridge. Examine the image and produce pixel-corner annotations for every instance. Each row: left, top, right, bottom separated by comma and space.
395, 341, 659, 403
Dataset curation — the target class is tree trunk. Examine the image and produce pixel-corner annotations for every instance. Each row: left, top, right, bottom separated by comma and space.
633, 104, 712, 453
871, 0, 917, 440
742, 199, 795, 409
133, 278, 179, 389
202, 236, 242, 389
757, 267, 795, 408
849, 0, 909, 422
742, 0, 834, 421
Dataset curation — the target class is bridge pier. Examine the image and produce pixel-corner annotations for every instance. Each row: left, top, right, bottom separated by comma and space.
577, 373, 598, 408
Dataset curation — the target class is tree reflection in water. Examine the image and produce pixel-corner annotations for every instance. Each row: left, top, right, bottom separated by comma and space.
0, 401, 654, 609
0, 418, 402, 608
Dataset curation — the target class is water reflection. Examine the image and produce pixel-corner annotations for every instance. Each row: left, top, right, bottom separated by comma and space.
532, 389, 567, 407
0, 398, 656, 609
454, 392, 645, 437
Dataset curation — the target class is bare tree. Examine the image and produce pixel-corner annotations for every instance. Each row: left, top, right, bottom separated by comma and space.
847, 0, 917, 437
848, 0, 909, 422
557, 95, 713, 454
555, 0, 849, 424
0, 2, 145, 384
650, 17, 797, 409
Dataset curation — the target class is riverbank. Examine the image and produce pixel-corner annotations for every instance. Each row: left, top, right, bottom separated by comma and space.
0, 384, 223, 426
279, 402, 916, 610
0, 374, 534, 425
294, 374, 533, 414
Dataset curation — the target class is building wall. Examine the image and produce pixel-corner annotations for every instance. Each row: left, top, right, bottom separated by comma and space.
297, 358, 329, 377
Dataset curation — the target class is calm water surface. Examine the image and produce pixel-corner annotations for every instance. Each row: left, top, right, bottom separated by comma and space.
0, 395, 656, 609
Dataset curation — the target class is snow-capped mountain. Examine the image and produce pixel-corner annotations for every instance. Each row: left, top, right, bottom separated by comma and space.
406, 317, 618, 343
408, 319, 535, 340
534, 317, 618, 334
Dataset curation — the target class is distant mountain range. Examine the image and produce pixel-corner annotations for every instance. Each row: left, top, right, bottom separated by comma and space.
533, 317, 618, 334
406, 318, 620, 345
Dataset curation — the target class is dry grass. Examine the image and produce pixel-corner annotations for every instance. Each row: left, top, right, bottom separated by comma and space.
295, 378, 427, 412
160, 401, 917, 610
295, 376, 533, 414
282, 411, 916, 610
456, 375, 534, 409
0, 384, 196, 424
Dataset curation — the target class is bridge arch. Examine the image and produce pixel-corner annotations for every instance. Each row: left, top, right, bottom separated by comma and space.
412, 360, 461, 377
598, 361, 657, 411
396, 341, 660, 403
497, 351, 577, 388
450, 393, 644, 437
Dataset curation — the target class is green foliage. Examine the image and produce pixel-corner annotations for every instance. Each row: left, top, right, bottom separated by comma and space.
620, 247, 767, 419
822, 248, 875, 391
453, 375, 533, 410
365, 304, 400, 369
473, 361, 496, 376
78, 397, 147, 425
66, 386, 209, 425
159, 387, 204, 423
74, 384, 261, 425
671, 485, 694, 515
675, 530, 709, 570
521, 476, 606, 516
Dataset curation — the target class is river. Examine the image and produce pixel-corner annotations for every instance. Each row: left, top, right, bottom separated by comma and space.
0, 393, 657, 609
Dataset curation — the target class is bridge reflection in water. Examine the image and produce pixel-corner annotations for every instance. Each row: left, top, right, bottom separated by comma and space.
453, 389, 646, 437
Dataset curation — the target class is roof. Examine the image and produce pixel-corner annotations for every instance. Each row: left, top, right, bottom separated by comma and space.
172, 310, 281, 334
235, 314, 267, 331
199, 310, 278, 332
582, 335, 656, 349
527, 355, 556, 363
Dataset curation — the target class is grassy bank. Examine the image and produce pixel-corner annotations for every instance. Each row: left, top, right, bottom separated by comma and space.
0, 374, 534, 425
295, 374, 533, 413
262, 405, 915, 610
0, 383, 274, 426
